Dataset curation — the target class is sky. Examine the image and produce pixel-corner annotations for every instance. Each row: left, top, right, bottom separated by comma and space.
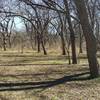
12, 0, 40, 31
14, 17, 25, 31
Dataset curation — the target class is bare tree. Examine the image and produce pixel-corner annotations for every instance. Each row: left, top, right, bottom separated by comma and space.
74, 0, 100, 78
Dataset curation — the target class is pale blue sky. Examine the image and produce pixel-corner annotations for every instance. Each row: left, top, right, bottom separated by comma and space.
14, 17, 25, 31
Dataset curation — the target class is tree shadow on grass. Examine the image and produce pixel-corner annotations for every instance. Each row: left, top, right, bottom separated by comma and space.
0, 72, 91, 91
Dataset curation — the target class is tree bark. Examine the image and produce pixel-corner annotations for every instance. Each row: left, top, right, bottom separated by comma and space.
64, 0, 77, 64
37, 34, 41, 53
79, 25, 83, 53
40, 35, 47, 55
3, 35, 6, 51
61, 34, 66, 55
74, 0, 99, 78
41, 39, 47, 55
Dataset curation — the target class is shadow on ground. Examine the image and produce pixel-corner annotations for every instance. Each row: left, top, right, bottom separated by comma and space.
0, 72, 90, 91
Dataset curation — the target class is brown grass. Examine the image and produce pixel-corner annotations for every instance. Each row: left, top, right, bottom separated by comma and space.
0, 50, 99, 100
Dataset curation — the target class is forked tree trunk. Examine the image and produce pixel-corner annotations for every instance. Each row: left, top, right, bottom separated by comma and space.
41, 39, 47, 55
74, 0, 99, 78
41, 35, 47, 55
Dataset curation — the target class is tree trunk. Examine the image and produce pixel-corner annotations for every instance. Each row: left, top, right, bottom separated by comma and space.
8, 36, 12, 48
64, 0, 77, 64
3, 36, 6, 51
61, 34, 66, 55
37, 34, 41, 53
41, 35, 47, 55
74, 0, 99, 78
79, 25, 83, 53
57, 10, 66, 55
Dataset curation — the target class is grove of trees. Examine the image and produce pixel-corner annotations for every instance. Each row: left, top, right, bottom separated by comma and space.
0, 0, 100, 78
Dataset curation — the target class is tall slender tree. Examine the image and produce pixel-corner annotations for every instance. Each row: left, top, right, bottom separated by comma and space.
63, 0, 77, 64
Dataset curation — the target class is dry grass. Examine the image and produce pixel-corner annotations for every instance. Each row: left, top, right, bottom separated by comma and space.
0, 50, 99, 100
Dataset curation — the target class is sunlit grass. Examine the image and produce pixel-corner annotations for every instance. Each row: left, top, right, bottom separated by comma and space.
0, 50, 99, 100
